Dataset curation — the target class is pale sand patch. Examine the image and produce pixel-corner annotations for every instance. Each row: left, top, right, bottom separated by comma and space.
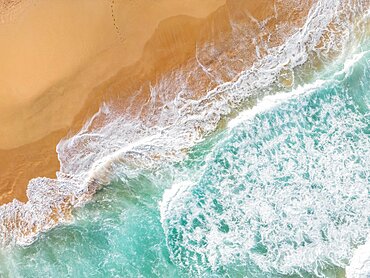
0, 0, 314, 204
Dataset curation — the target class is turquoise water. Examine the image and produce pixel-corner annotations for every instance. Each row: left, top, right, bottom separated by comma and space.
1, 46, 369, 278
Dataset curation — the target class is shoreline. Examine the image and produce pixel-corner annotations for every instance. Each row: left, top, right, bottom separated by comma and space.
0, 0, 312, 204
0, 0, 314, 205
0, 0, 226, 204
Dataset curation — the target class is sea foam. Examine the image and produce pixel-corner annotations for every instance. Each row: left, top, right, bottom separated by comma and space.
160, 50, 370, 275
347, 234, 370, 278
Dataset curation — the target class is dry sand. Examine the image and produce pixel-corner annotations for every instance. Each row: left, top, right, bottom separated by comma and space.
0, 0, 314, 204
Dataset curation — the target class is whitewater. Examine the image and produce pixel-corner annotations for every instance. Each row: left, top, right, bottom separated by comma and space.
0, 0, 369, 277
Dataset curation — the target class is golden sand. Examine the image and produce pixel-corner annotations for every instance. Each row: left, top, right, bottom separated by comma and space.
0, 0, 314, 204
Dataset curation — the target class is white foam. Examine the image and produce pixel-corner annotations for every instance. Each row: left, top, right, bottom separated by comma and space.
227, 79, 327, 129
347, 234, 370, 278
160, 181, 194, 225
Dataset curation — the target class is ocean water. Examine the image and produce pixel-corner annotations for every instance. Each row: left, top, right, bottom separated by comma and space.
0, 33, 368, 277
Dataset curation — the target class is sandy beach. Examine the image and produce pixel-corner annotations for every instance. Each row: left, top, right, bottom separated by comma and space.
0, 0, 314, 204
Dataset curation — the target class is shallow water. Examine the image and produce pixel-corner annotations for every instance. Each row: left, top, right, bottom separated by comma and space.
1, 38, 368, 277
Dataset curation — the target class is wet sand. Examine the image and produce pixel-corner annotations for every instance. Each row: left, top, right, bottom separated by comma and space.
0, 0, 314, 204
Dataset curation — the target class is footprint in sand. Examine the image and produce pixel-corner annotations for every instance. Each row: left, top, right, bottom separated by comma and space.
110, 0, 125, 43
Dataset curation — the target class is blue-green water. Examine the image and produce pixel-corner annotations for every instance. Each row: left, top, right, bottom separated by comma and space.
1, 45, 369, 278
